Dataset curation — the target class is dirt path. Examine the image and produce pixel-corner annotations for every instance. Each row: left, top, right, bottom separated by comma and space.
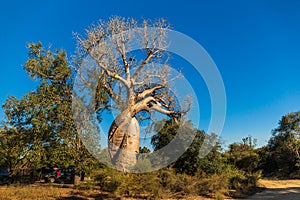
245, 179, 300, 200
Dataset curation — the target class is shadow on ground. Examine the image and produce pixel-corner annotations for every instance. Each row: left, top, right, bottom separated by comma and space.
56, 191, 122, 200
246, 187, 300, 200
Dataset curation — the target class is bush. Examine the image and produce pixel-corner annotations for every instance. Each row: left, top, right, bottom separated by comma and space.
94, 168, 124, 193
197, 174, 231, 198
230, 171, 261, 194
117, 173, 162, 199
94, 168, 163, 199
158, 170, 198, 197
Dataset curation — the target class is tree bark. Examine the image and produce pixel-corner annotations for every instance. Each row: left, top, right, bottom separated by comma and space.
108, 110, 140, 172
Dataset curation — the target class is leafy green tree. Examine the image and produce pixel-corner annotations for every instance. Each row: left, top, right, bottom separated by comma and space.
172, 129, 205, 175
198, 140, 231, 176
151, 119, 227, 176
267, 111, 300, 175
255, 145, 274, 175
227, 136, 259, 173
2, 94, 48, 171
2, 43, 100, 176
0, 126, 27, 171
151, 119, 181, 151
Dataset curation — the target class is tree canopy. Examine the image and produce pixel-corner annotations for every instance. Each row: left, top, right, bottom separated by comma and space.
266, 111, 300, 176
73, 16, 189, 171
1, 43, 99, 174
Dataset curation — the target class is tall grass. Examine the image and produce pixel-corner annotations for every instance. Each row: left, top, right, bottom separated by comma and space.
0, 184, 104, 200
0, 185, 65, 200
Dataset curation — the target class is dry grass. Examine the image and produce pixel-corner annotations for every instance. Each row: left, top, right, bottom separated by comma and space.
0, 183, 215, 200
0, 184, 114, 200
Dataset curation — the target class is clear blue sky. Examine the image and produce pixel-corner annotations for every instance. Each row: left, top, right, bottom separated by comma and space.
1, 0, 300, 147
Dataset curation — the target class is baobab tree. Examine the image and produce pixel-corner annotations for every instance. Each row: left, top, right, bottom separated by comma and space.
74, 17, 189, 171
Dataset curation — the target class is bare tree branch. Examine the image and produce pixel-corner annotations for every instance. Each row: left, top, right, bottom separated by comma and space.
137, 85, 164, 100
74, 17, 189, 171
88, 49, 130, 89
150, 101, 178, 116
132, 47, 157, 81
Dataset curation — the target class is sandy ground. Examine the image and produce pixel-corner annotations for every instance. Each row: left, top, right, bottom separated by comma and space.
245, 179, 300, 200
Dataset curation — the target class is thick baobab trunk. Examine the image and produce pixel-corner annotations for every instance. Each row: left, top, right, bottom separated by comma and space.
108, 110, 140, 171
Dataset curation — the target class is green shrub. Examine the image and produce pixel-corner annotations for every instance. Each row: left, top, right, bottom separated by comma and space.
117, 173, 162, 199
197, 174, 230, 198
94, 168, 163, 199
230, 171, 260, 194
94, 168, 124, 193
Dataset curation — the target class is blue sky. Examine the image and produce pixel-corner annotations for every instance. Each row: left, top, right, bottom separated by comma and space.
1, 0, 300, 147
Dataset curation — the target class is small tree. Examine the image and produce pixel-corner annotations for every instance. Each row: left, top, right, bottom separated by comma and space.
75, 17, 188, 171
227, 136, 259, 173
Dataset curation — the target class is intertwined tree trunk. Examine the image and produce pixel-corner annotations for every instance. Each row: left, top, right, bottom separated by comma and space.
75, 17, 187, 171
108, 111, 140, 171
